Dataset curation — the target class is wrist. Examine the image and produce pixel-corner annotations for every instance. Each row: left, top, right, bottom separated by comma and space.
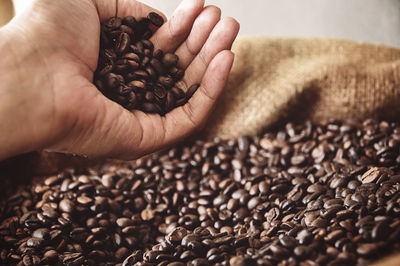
0, 25, 52, 160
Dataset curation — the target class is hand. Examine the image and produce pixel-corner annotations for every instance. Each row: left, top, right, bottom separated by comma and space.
0, 0, 239, 160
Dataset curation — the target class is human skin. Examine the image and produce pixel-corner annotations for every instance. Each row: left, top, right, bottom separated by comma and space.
0, 0, 240, 160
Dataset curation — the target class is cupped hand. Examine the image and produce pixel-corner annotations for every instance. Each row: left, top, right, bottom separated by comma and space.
0, 0, 239, 160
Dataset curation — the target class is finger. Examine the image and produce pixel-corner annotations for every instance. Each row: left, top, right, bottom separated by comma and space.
174, 5, 221, 69
150, 0, 205, 53
182, 17, 239, 87
136, 50, 235, 153
94, 0, 166, 22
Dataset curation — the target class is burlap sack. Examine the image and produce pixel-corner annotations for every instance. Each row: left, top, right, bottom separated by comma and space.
204, 36, 400, 139
0, 0, 13, 26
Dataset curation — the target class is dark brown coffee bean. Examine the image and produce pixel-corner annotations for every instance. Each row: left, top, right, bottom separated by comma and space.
42, 250, 58, 263
356, 243, 379, 256
361, 167, 385, 184
162, 53, 179, 68
22, 254, 40, 266
170, 67, 185, 80
154, 85, 167, 99
120, 25, 135, 37
122, 16, 137, 28
371, 222, 389, 241
6, 119, 400, 265
158, 76, 174, 88
140, 102, 160, 114
122, 250, 143, 266
279, 235, 297, 248
186, 84, 200, 100
165, 91, 176, 112
26, 238, 44, 248
63, 253, 84, 265
294, 245, 312, 259
32, 228, 50, 240
167, 227, 188, 243
148, 12, 164, 27
265, 207, 280, 223
116, 32, 131, 54
105, 17, 122, 30
149, 58, 164, 74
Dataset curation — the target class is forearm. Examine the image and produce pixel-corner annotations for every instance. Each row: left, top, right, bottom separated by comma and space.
0, 26, 51, 160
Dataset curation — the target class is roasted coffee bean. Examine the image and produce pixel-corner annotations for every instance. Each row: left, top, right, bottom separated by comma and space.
167, 227, 188, 243
115, 32, 131, 54
141, 102, 162, 114
26, 238, 44, 248
63, 253, 85, 265
153, 85, 167, 99
94, 15, 199, 115
186, 84, 200, 100
162, 53, 179, 68
59, 199, 75, 213
3, 119, 400, 265
148, 12, 164, 27
41, 250, 58, 263
32, 228, 50, 240
22, 254, 40, 266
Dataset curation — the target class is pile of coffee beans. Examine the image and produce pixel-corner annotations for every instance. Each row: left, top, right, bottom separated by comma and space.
2, 119, 400, 265
94, 13, 199, 115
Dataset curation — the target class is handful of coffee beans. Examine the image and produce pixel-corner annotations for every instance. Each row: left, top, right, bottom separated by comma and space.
94, 13, 199, 115
1, 119, 400, 265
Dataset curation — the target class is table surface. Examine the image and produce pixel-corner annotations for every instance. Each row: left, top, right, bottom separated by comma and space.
8, 0, 400, 48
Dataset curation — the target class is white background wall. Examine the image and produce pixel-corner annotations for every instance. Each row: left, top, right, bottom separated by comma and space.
13, 0, 400, 48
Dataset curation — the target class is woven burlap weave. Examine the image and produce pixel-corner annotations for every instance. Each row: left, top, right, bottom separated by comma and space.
203, 37, 400, 139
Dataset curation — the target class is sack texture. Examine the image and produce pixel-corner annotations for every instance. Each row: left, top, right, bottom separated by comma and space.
0, 0, 13, 27
203, 37, 400, 139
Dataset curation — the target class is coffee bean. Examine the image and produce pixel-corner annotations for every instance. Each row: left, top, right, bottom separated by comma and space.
42, 250, 58, 263
361, 167, 385, 184
294, 245, 312, 259
4, 119, 400, 266
42, 205, 58, 219
32, 228, 50, 240
297, 230, 313, 245
153, 85, 167, 99
122, 250, 143, 266
371, 222, 389, 241
26, 238, 44, 248
167, 227, 188, 243
265, 207, 280, 223
77, 195, 93, 205
356, 243, 379, 256
186, 84, 200, 100
116, 32, 131, 54
63, 253, 84, 265
22, 254, 40, 266
162, 53, 179, 68
229, 256, 255, 266
141, 102, 162, 114
106, 17, 122, 30
94, 15, 199, 115
279, 235, 297, 248
59, 199, 75, 213
148, 12, 164, 27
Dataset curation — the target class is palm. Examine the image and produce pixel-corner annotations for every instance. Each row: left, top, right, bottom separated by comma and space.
21, 0, 239, 159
